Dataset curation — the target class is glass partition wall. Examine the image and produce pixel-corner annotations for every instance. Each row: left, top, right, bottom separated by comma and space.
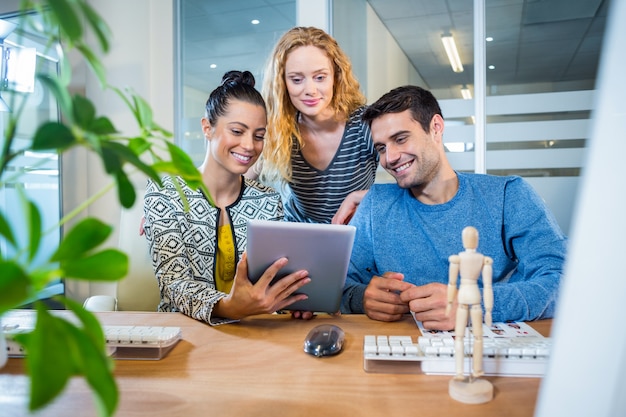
0, 12, 63, 304
176, 0, 296, 165
333, 0, 606, 235
177, 0, 608, 235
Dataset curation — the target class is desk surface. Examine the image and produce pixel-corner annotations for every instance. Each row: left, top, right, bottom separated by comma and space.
1, 311, 551, 417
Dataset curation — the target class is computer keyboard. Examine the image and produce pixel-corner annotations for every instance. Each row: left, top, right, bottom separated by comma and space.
363, 333, 550, 377
4, 324, 182, 360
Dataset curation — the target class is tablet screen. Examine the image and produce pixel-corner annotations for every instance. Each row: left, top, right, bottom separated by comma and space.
246, 220, 356, 313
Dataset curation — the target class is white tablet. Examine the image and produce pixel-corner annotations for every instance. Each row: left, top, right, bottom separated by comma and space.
246, 219, 356, 313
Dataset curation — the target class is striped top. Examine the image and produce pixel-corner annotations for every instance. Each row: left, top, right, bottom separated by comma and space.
284, 106, 379, 223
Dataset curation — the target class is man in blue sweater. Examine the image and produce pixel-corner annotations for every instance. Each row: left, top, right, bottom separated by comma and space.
341, 85, 567, 330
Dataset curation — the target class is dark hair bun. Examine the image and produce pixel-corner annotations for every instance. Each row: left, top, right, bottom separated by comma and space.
221, 70, 256, 88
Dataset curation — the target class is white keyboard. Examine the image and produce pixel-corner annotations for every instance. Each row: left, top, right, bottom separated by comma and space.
363, 334, 551, 377
4, 325, 182, 360
103, 325, 181, 347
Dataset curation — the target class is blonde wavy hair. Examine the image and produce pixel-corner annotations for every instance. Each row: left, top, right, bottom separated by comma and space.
261, 27, 366, 182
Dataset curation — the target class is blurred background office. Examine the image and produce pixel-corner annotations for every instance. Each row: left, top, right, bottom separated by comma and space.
0, 0, 608, 303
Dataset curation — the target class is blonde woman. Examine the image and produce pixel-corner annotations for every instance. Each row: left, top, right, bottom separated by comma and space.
252, 26, 379, 224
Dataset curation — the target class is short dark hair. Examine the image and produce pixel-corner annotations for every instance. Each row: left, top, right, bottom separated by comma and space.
204, 70, 266, 124
362, 85, 443, 133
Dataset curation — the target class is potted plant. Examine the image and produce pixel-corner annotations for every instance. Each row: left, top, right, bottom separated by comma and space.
0, 1, 209, 415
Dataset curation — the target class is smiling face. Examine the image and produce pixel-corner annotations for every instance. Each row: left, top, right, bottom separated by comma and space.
201, 99, 266, 176
284, 45, 335, 119
371, 110, 444, 190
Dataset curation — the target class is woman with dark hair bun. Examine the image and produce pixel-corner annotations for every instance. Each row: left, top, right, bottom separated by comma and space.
143, 71, 311, 325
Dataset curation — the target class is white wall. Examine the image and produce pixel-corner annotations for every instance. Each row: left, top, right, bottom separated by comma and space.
296, 0, 330, 30
63, 0, 174, 303
332, 0, 424, 104
364, 2, 424, 103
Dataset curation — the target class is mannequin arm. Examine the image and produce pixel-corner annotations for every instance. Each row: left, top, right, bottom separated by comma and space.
483, 256, 494, 327
446, 255, 460, 316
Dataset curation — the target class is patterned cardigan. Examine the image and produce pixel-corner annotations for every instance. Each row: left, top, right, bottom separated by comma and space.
143, 175, 283, 325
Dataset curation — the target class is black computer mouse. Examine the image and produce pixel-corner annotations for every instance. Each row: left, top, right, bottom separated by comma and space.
303, 324, 345, 357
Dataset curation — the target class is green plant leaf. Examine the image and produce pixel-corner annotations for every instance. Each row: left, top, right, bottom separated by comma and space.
0, 261, 30, 314
63, 297, 106, 347
100, 144, 122, 174
83, 131, 103, 152
110, 88, 172, 138
15, 302, 118, 416
102, 141, 161, 183
63, 299, 118, 416
132, 93, 155, 129
151, 160, 178, 174
27, 267, 63, 293
0, 210, 17, 248
37, 74, 73, 122
91, 116, 117, 135
76, 0, 111, 53
128, 137, 150, 154
51, 218, 113, 262
27, 201, 42, 262
109, 86, 136, 119
149, 122, 174, 138
65, 311, 118, 417
73, 95, 96, 130
31, 121, 76, 151
170, 175, 191, 211
1, 1, 174, 415
47, 0, 83, 44
17, 306, 76, 410
61, 249, 128, 280
54, 42, 72, 87
115, 170, 136, 209
76, 44, 107, 88
166, 142, 203, 178
149, 160, 214, 207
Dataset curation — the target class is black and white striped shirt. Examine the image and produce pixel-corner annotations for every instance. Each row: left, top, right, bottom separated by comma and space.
284, 107, 379, 223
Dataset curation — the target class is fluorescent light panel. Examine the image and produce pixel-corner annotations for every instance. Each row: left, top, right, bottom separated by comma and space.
441, 34, 464, 73
461, 86, 472, 99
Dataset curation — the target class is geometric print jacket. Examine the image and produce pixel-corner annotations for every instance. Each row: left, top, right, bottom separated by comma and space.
143, 175, 284, 325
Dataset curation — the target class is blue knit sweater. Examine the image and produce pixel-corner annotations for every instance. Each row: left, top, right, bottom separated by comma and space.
341, 172, 567, 323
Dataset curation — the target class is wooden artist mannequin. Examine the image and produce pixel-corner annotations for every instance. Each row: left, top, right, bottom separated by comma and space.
445, 226, 494, 403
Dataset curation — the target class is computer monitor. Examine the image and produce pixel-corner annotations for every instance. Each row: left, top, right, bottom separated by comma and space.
534, 1, 626, 416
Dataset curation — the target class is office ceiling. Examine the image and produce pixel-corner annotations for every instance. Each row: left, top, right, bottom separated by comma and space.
181, 0, 609, 99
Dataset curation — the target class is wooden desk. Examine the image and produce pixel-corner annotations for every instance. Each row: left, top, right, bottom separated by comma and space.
1, 311, 551, 417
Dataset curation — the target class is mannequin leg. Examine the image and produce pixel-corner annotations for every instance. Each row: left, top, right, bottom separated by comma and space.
470, 304, 484, 378
453, 305, 469, 380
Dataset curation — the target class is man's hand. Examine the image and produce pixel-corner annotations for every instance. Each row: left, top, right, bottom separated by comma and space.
400, 283, 456, 331
363, 272, 414, 322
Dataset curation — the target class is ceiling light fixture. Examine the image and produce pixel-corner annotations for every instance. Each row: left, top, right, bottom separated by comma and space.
441, 33, 464, 73
461, 85, 472, 100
